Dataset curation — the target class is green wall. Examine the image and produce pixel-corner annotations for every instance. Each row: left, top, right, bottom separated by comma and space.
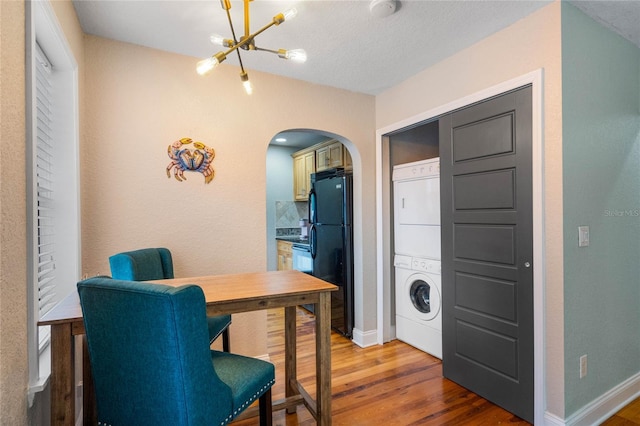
561, 2, 640, 417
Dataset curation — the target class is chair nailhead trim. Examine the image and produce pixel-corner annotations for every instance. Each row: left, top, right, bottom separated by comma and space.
220, 378, 275, 425
96, 379, 276, 426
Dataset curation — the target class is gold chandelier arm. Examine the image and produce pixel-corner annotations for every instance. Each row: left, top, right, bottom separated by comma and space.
254, 47, 307, 63
200, 0, 303, 91
213, 1, 295, 61
254, 46, 279, 55
218, 17, 278, 60
247, 19, 278, 43
244, 0, 251, 39
224, 3, 246, 74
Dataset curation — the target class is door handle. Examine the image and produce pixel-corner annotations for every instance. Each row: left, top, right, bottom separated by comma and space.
524, 262, 531, 268
310, 225, 317, 259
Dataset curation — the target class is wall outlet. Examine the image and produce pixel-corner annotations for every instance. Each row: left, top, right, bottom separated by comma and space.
580, 354, 588, 378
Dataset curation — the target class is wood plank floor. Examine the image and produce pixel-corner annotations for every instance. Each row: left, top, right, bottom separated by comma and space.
233, 307, 639, 425
233, 307, 532, 425
600, 397, 640, 425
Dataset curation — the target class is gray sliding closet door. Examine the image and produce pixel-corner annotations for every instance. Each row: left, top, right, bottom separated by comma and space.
439, 86, 534, 423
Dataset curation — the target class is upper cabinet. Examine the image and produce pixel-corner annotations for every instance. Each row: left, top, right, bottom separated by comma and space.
316, 141, 343, 171
315, 140, 352, 172
292, 148, 315, 201
292, 140, 352, 201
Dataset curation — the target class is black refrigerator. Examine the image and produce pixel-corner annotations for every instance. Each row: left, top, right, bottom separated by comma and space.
308, 168, 354, 338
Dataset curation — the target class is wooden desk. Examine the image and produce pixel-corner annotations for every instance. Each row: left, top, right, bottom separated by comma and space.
39, 270, 337, 425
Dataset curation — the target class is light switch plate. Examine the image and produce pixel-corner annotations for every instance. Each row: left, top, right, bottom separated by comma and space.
578, 226, 589, 247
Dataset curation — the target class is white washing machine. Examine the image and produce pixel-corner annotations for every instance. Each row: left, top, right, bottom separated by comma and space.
393, 158, 440, 260
394, 254, 442, 359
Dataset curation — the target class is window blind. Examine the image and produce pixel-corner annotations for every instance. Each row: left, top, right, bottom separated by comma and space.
35, 43, 56, 351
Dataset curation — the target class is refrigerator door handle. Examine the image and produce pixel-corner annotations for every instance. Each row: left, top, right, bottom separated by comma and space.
309, 188, 316, 224
310, 224, 317, 259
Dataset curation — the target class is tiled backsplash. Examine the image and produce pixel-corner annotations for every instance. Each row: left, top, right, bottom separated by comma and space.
275, 201, 308, 236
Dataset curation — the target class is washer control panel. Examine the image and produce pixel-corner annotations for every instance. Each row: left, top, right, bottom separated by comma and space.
395, 254, 441, 275
411, 257, 441, 274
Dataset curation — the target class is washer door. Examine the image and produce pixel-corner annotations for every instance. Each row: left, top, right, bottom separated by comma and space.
406, 273, 440, 322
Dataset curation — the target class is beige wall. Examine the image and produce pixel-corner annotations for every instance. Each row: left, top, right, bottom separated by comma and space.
375, 1, 565, 418
81, 35, 376, 355
2, 0, 375, 419
1, 0, 570, 422
0, 1, 28, 423
1, 1, 85, 423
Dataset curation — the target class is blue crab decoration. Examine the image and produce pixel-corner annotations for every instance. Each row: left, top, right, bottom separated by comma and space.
166, 137, 215, 184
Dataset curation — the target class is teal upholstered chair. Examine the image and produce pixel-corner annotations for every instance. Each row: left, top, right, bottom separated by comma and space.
109, 248, 232, 352
78, 277, 274, 426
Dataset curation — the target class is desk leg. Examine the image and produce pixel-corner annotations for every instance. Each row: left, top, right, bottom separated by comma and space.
284, 305, 298, 414
316, 292, 332, 426
82, 335, 97, 424
50, 323, 74, 426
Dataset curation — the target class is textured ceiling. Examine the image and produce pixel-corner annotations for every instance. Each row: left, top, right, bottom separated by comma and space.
71, 0, 640, 95
71, 0, 640, 146
571, 0, 640, 47
72, 0, 558, 96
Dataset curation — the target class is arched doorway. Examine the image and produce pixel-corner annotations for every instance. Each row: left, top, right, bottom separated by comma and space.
265, 128, 359, 338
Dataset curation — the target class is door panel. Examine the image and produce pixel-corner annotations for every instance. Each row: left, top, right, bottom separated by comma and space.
454, 169, 515, 210
455, 321, 518, 378
454, 272, 516, 321
452, 113, 515, 161
453, 224, 515, 264
440, 86, 533, 422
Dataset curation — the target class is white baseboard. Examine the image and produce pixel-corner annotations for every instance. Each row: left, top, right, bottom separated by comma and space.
352, 328, 378, 348
544, 372, 640, 426
543, 411, 567, 426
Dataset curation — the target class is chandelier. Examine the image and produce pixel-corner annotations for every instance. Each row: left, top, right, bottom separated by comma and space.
197, 0, 307, 94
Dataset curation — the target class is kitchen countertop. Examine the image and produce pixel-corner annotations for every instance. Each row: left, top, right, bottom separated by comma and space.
276, 236, 310, 246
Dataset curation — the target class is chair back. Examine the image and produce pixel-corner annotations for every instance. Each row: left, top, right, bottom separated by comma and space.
78, 277, 233, 425
109, 247, 174, 280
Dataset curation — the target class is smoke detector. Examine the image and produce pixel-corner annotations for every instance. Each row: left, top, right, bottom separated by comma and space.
369, 0, 397, 18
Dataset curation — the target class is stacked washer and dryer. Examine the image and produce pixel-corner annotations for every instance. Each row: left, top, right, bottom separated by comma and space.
393, 157, 442, 359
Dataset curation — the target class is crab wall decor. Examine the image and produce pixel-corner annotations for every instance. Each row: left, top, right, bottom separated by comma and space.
166, 137, 215, 184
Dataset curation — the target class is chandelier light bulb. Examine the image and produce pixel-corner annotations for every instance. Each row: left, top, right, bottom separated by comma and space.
210, 34, 225, 46
210, 34, 234, 48
283, 8, 298, 21
286, 49, 307, 63
278, 48, 307, 63
243, 79, 253, 95
196, 57, 220, 75
240, 72, 253, 95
